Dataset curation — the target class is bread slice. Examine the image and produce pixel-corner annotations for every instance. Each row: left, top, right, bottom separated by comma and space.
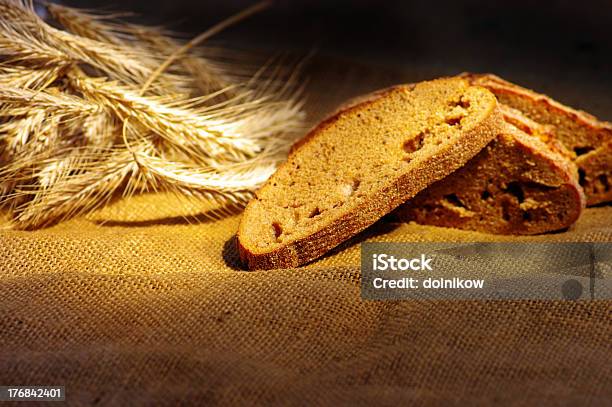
237, 77, 503, 270
393, 107, 586, 235
461, 73, 612, 205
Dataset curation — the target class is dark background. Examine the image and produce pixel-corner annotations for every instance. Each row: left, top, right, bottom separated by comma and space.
59, 0, 612, 119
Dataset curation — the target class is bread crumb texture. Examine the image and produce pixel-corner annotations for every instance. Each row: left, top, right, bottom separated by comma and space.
238, 77, 500, 268
394, 125, 585, 235
462, 73, 612, 205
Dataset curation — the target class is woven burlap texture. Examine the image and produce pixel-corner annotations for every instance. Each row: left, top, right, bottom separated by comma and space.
1, 63, 611, 406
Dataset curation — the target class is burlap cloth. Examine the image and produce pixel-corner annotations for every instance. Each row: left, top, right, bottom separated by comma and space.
1, 61, 611, 406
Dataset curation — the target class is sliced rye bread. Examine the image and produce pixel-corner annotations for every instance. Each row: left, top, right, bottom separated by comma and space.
393, 107, 586, 235
461, 73, 612, 205
237, 77, 503, 270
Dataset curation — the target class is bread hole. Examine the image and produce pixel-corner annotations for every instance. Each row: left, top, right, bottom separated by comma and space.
522, 211, 532, 221
515, 121, 533, 135
578, 168, 587, 187
597, 174, 610, 192
444, 193, 466, 208
445, 116, 463, 126
522, 181, 556, 192
352, 178, 361, 191
505, 182, 524, 204
501, 201, 511, 222
574, 146, 595, 157
481, 190, 491, 200
308, 207, 321, 218
272, 222, 283, 240
403, 131, 426, 154
448, 99, 471, 109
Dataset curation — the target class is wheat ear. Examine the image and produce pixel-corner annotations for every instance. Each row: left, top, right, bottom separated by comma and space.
0, 1, 306, 229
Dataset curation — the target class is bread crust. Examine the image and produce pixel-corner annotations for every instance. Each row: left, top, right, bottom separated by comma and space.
460, 73, 612, 205
238, 80, 503, 270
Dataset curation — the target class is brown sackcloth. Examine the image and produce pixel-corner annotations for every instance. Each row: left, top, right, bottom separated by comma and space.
1, 61, 611, 406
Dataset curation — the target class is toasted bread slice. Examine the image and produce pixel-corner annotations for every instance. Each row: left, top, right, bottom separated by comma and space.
393, 113, 586, 235
461, 73, 612, 205
237, 78, 503, 270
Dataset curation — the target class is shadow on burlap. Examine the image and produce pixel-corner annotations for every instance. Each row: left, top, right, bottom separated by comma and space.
1, 61, 611, 406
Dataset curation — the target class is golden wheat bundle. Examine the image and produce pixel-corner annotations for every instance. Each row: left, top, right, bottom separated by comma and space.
0, 0, 305, 229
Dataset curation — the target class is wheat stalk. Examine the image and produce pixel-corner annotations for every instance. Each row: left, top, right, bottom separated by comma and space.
0, 0, 305, 229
